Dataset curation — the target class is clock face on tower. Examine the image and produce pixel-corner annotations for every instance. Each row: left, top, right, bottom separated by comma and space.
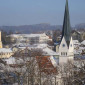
62, 44, 65, 47
70, 44, 72, 47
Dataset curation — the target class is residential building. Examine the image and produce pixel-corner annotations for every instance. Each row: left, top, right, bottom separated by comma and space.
0, 31, 13, 58
72, 30, 81, 42
9, 33, 52, 44
0, 48, 13, 58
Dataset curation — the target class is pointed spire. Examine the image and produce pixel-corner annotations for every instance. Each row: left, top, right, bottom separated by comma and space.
61, 0, 71, 47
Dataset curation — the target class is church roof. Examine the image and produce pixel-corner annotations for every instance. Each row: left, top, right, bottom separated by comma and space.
61, 0, 71, 47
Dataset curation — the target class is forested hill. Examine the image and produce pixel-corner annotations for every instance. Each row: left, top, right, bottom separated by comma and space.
0, 24, 62, 33
0, 23, 85, 34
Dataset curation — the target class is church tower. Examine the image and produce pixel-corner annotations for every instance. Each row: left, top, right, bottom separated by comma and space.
59, 0, 74, 64
0, 31, 3, 48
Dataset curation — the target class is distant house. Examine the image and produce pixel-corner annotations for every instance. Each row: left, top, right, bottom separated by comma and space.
0, 48, 13, 58
81, 32, 85, 41
0, 31, 13, 58
81, 40, 85, 46
72, 30, 81, 42
73, 40, 80, 50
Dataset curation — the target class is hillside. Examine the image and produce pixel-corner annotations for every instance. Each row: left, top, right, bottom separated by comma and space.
75, 23, 85, 29
0, 24, 62, 34
0, 23, 85, 34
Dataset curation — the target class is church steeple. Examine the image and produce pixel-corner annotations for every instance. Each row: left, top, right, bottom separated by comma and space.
59, 0, 74, 64
61, 0, 71, 47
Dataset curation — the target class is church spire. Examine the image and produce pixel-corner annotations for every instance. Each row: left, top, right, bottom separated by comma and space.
61, 0, 71, 47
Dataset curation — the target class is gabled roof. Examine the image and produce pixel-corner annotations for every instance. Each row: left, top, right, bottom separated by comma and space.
72, 30, 81, 35
36, 56, 58, 75
61, 0, 71, 47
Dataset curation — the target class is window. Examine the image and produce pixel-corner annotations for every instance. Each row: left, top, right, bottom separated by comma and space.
66, 52, 67, 56
61, 52, 67, 56
61, 52, 64, 55
61, 52, 62, 55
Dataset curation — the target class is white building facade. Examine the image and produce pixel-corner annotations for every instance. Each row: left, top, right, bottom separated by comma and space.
10, 33, 52, 44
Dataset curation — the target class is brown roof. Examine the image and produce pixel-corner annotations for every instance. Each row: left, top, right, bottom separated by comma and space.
36, 56, 58, 75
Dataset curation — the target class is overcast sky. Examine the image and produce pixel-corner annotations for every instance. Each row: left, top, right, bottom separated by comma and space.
0, 0, 85, 26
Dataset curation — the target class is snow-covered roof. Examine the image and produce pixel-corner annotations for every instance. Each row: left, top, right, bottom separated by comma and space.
74, 50, 81, 55
15, 43, 59, 56
30, 44, 59, 56
43, 47, 59, 56
81, 40, 85, 45
76, 31, 81, 34
18, 44, 48, 49
0, 48, 12, 53
37, 44, 48, 48
73, 40, 81, 45
3, 57, 16, 64
10, 33, 47, 38
73, 40, 79, 44
74, 55, 85, 60
3, 57, 24, 64
79, 47, 85, 50
50, 56, 59, 67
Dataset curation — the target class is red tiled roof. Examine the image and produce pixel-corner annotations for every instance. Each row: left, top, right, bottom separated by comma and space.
36, 56, 58, 75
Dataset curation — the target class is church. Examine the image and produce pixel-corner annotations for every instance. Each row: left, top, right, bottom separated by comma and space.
59, 0, 74, 64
